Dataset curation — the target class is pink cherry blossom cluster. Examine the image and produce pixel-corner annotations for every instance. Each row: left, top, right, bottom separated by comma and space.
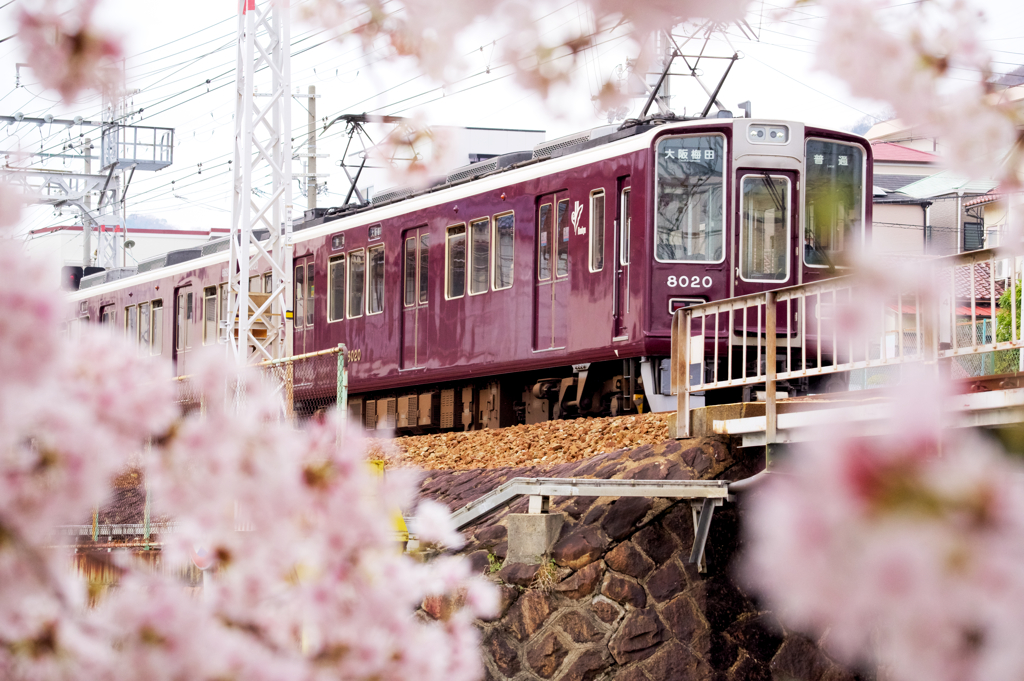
0, 211, 494, 679
17, 0, 123, 103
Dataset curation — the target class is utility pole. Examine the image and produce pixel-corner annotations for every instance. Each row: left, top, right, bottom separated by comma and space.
83, 137, 92, 268
308, 85, 316, 212
228, 0, 293, 365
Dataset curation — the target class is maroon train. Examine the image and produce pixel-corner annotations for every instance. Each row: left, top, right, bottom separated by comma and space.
67, 116, 871, 431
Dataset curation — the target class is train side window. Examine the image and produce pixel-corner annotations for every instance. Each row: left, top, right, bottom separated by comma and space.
589, 190, 605, 272
419, 233, 429, 302
538, 203, 552, 280
263, 272, 273, 294
367, 244, 385, 315
329, 254, 345, 321
100, 305, 114, 324
138, 302, 151, 355
249, 275, 260, 293
218, 283, 229, 341
493, 212, 514, 290
556, 199, 570, 277
126, 305, 138, 341
446, 224, 467, 299
175, 290, 192, 351
305, 262, 314, 327
404, 237, 416, 307
470, 217, 490, 295
620, 189, 631, 266
294, 264, 305, 328
347, 249, 365, 318
203, 287, 217, 345
151, 300, 163, 356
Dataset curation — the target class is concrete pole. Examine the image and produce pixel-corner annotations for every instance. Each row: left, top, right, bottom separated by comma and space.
307, 85, 316, 212
82, 137, 92, 267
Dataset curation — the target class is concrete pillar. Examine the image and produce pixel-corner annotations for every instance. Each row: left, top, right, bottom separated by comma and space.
505, 507, 564, 565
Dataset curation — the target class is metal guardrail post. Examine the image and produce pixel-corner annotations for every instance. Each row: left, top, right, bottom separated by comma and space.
765, 291, 778, 465
336, 343, 348, 423
676, 309, 692, 438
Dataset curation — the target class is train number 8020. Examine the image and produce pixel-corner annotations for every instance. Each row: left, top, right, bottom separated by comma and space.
667, 275, 713, 289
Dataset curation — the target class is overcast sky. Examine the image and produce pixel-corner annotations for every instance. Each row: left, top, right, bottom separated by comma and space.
4, 0, 1024, 245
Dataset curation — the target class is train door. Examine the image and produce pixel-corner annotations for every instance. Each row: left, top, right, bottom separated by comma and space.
401, 226, 430, 369
173, 284, 193, 375
293, 256, 315, 355
534, 192, 570, 351
613, 178, 631, 340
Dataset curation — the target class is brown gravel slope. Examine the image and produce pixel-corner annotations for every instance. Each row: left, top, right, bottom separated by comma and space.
368, 413, 671, 470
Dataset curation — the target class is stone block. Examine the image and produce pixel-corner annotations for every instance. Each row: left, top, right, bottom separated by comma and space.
483, 631, 521, 677
605, 541, 655, 580
660, 594, 707, 645
555, 649, 611, 681
640, 640, 712, 681
507, 590, 553, 641
526, 631, 569, 678
556, 609, 605, 643
601, 572, 646, 608
506, 513, 565, 565
609, 608, 666, 665
646, 560, 685, 602
600, 497, 653, 541
552, 526, 609, 570
632, 523, 679, 565
591, 595, 624, 625
498, 562, 540, 587
421, 591, 465, 621
553, 560, 604, 599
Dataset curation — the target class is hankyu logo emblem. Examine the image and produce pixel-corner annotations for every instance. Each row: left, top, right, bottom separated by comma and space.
571, 200, 585, 235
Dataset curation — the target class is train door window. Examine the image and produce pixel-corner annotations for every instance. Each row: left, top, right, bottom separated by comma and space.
175, 289, 193, 351
620, 189, 631, 266
537, 203, 553, 280
305, 262, 314, 326
446, 224, 467, 299
556, 199, 570, 276
294, 265, 305, 328
151, 300, 163, 356
218, 283, 229, 341
589, 190, 605, 272
493, 212, 514, 290
418, 233, 429, 302
470, 217, 490, 295
126, 305, 138, 341
654, 134, 726, 263
740, 174, 791, 282
329, 255, 345, 321
367, 244, 385, 315
804, 139, 865, 267
203, 287, 217, 345
404, 237, 417, 306
100, 305, 112, 324
263, 272, 273, 293
347, 249, 365, 318
138, 302, 151, 355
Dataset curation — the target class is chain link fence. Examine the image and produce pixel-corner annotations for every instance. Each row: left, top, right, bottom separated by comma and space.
174, 346, 347, 426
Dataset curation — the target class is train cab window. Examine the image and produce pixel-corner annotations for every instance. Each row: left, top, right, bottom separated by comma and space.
367, 244, 385, 315
493, 212, 514, 290
151, 300, 163, 356
329, 255, 345, 321
347, 249, 365, 318
126, 305, 138, 341
740, 174, 791, 282
538, 203, 552, 280
654, 134, 725, 263
470, 217, 490, 295
138, 302, 151, 355
294, 265, 305, 328
805, 139, 865, 268
175, 289, 193, 351
556, 199, 570, 276
203, 287, 217, 345
446, 224, 467, 299
100, 305, 114, 324
589, 191, 605, 272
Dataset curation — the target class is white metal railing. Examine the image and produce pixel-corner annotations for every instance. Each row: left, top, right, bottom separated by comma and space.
671, 247, 1024, 440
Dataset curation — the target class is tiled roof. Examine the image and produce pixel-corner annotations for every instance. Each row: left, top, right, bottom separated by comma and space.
996, 65, 1024, 89
874, 174, 929, 192
953, 260, 1006, 301
897, 171, 999, 200
871, 142, 940, 164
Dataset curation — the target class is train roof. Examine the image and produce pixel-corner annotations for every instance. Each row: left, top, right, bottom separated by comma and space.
69, 116, 862, 300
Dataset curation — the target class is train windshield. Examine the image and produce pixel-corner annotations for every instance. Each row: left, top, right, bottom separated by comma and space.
804, 139, 865, 268
655, 135, 725, 263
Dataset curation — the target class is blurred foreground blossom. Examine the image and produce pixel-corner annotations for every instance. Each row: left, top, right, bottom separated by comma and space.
18, 0, 122, 103
0, 201, 492, 680
742, 370, 1024, 681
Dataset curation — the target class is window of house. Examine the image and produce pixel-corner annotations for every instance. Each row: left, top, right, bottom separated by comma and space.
329, 255, 345, 321
203, 287, 217, 344
589, 191, 605, 272
347, 249, 365, 318
367, 244, 385, 315
493, 212, 514, 290
470, 217, 490, 295
446, 224, 467, 299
